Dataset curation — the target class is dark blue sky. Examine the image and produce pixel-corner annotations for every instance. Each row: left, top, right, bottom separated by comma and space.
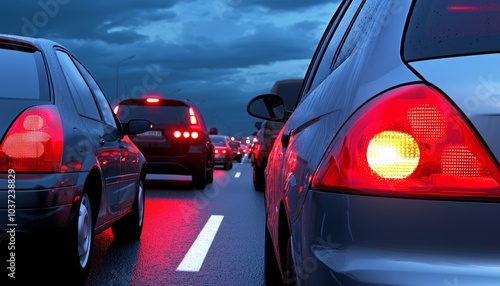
0, 0, 340, 137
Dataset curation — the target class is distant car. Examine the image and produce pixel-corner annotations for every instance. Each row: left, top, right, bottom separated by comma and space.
229, 139, 243, 162
0, 34, 151, 284
248, 0, 500, 285
209, 135, 233, 170
250, 79, 303, 191
114, 96, 214, 189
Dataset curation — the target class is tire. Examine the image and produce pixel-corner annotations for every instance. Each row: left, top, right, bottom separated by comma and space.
193, 169, 207, 189
264, 225, 282, 285
206, 168, 214, 183
253, 164, 265, 191
224, 160, 232, 171
112, 178, 145, 240
61, 192, 94, 284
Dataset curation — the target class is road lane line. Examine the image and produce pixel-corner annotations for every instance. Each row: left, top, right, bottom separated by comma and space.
176, 215, 224, 272
235, 172, 241, 178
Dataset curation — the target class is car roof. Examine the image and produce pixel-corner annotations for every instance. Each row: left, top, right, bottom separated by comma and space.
0, 33, 64, 51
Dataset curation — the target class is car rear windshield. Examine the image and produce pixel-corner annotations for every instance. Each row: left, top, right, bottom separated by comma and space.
210, 136, 227, 147
404, 0, 500, 61
0, 46, 49, 99
117, 101, 191, 125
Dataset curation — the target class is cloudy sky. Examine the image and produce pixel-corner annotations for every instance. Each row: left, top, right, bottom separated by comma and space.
0, 0, 339, 137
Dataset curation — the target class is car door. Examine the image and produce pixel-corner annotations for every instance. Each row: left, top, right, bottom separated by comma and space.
74, 59, 140, 213
56, 50, 123, 222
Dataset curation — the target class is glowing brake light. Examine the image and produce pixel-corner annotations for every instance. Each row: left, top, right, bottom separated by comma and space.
0, 105, 63, 172
312, 84, 500, 199
146, 98, 160, 103
173, 130, 200, 140
189, 107, 198, 125
113, 105, 119, 114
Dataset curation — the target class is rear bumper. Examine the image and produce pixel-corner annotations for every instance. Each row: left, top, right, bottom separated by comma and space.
214, 154, 231, 165
0, 173, 82, 234
293, 190, 500, 285
145, 151, 206, 175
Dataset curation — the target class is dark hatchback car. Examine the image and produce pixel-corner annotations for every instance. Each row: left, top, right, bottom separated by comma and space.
248, 0, 500, 285
0, 34, 150, 284
114, 97, 214, 189
209, 134, 233, 170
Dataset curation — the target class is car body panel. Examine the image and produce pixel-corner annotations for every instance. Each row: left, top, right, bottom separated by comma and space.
409, 54, 500, 164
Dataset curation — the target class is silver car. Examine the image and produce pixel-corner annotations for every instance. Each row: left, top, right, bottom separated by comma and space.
247, 0, 500, 285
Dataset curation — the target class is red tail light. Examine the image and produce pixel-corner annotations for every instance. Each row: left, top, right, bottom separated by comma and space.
0, 105, 63, 172
312, 84, 500, 199
189, 107, 198, 125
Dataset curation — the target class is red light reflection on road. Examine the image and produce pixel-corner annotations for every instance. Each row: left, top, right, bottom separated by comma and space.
129, 197, 209, 284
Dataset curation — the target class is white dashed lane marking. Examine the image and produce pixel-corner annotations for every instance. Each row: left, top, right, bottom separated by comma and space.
235, 172, 241, 178
176, 215, 224, 272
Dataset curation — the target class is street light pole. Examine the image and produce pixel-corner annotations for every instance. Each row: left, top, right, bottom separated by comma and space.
116, 55, 135, 99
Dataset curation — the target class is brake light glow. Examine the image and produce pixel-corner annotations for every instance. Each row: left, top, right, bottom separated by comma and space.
146, 98, 160, 103
113, 105, 119, 114
0, 105, 63, 172
312, 84, 500, 199
189, 107, 198, 125
173, 130, 200, 140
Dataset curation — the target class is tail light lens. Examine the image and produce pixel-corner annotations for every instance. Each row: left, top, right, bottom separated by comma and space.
171, 107, 201, 141
312, 84, 500, 199
0, 105, 63, 172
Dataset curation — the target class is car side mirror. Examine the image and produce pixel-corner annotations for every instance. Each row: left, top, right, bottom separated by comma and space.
122, 119, 151, 135
247, 94, 287, 122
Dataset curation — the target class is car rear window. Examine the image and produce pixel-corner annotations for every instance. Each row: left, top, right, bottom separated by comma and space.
210, 136, 227, 147
404, 0, 500, 61
0, 46, 49, 99
117, 101, 191, 125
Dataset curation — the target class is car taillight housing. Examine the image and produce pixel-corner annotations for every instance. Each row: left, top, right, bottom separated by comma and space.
0, 105, 63, 172
312, 84, 500, 199
171, 107, 202, 141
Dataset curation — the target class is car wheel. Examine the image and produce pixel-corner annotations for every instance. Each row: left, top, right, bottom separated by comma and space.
206, 168, 214, 183
264, 224, 282, 285
253, 165, 265, 191
112, 178, 145, 240
193, 169, 207, 189
61, 192, 94, 284
224, 160, 232, 171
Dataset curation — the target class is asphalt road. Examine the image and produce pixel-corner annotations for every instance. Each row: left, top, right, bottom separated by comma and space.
83, 158, 266, 285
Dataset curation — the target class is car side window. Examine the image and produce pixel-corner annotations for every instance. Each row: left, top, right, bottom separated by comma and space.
302, 0, 364, 100
74, 60, 118, 129
56, 50, 101, 120
332, 0, 389, 71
